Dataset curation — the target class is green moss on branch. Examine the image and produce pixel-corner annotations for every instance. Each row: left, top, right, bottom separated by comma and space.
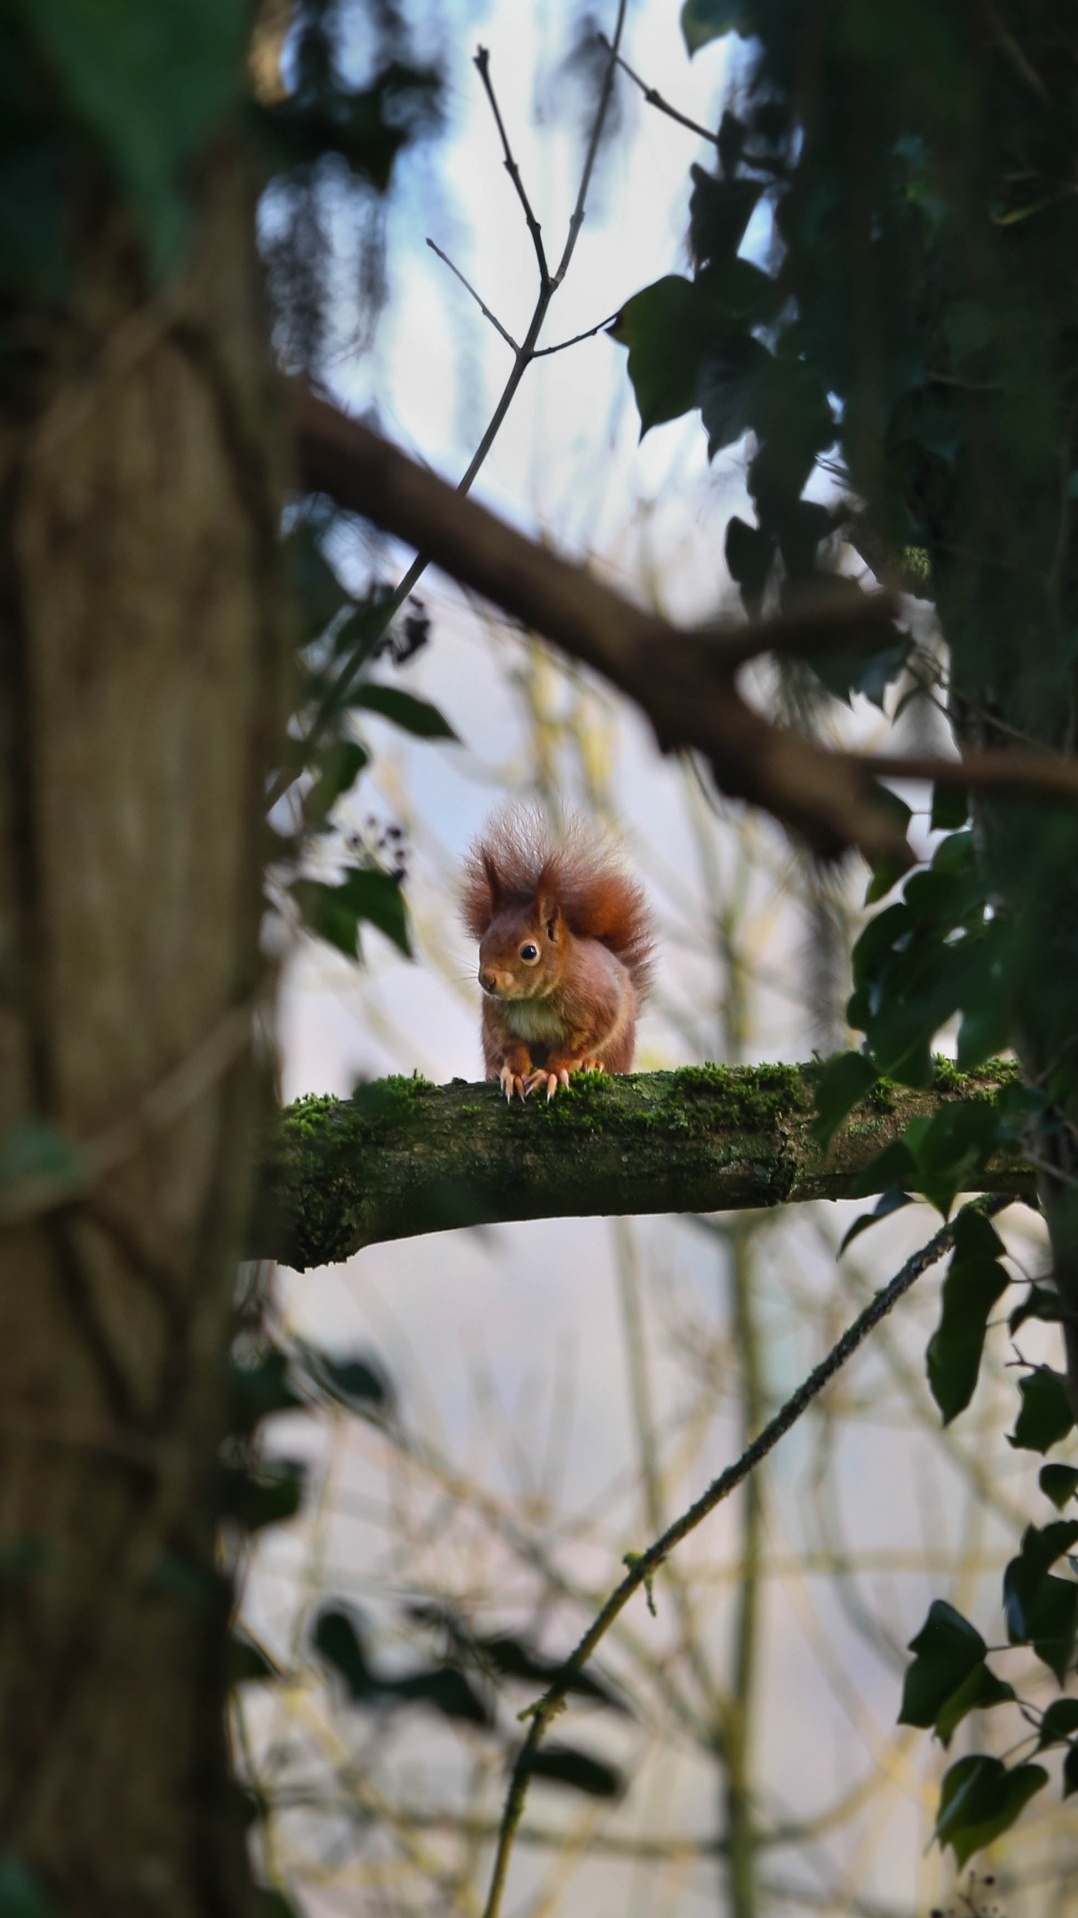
250, 1059, 1030, 1270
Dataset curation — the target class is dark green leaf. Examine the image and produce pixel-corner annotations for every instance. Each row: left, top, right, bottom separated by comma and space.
230, 1630, 280, 1685
611, 277, 702, 435
229, 1350, 303, 1434
950, 1206, 1005, 1262
292, 867, 412, 960
934, 1660, 1015, 1748
1036, 1698, 1078, 1749
934, 1755, 1047, 1867
252, 1891, 299, 1918
1003, 1521, 1078, 1679
926, 1251, 1008, 1423
303, 741, 370, 833
899, 1600, 985, 1728
1010, 1284, 1066, 1334
725, 516, 774, 620
0, 1858, 53, 1918
905, 1098, 1004, 1216
682, 0, 752, 55
476, 1634, 629, 1713
314, 1605, 492, 1725
350, 683, 458, 741
520, 1742, 623, 1799
315, 1607, 375, 1697
814, 1051, 878, 1151
1040, 1464, 1078, 1510
1009, 1369, 1075, 1454
17, 0, 247, 276
697, 334, 771, 457
388, 1665, 492, 1726
848, 1139, 919, 1200
1065, 1742, 1078, 1798
220, 1459, 305, 1534
303, 1345, 396, 1423
0, 1119, 82, 1188
810, 637, 911, 713
838, 1188, 913, 1256
931, 784, 969, 832
689, 166, 762, 267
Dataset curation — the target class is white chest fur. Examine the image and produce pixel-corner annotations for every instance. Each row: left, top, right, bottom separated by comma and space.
503, 999, 564, 1044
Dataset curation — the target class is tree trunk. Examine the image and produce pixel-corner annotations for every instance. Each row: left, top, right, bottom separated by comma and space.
0, 149, 286, 1917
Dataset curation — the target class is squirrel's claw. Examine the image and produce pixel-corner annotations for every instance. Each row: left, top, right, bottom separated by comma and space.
499, 1065, 527, 1103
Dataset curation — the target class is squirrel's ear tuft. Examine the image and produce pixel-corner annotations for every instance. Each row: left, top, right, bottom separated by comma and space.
538, 894, 561, 941
483, 851, 502, 912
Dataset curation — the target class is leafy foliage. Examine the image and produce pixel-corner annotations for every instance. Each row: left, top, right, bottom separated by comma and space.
619, 0, 1078, 1868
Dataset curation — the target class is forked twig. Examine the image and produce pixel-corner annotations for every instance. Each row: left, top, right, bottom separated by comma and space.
474, 44, 550, 289
278, 3, 629, 801
479, 1198, 1011, 1918
595, 27, 722, 149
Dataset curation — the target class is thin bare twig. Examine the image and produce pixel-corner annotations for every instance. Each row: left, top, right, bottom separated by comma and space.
474, 45, 550, 289
553, 2, 629, 288
595, 27, 722, 149
532, 309, 624, 358
277, 6, 630, 802
425, 239, 518, 352
478, 1198, 1011, 1918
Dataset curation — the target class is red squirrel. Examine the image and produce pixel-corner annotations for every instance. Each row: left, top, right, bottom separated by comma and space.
461, 811, 654, 1101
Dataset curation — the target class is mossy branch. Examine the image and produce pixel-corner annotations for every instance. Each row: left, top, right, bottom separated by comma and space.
252, 1061, 1031, 1270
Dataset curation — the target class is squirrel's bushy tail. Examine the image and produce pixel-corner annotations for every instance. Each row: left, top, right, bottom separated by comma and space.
461, 807, 655, 1000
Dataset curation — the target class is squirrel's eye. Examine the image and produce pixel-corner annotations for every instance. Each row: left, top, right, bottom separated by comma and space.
519, 942, 539, 962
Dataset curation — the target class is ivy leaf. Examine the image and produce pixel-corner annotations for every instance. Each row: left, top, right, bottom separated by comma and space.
610, 277, 701, 435
519, 1742, 623, 1798
725, 515, 775, 619
904, 1098, 1003, 1216
17, 0, 247, 277
813, 1050, 878, 1151
689, 166, 762, 267
1040, 1464, 1078, 1510
931, 783, 969, 833
230, 1630, 280, 1685
219, 1459, 305, 1534
350, 684, 458, 740
1002, 1521, 1078, 1679
300, 1344, 396, 1424
314, 1607, 375, 1698
899, 1600, 987, 1729
925, 1249, 1008, 1424
1035, 1698, 1078, 1750
291, 868, 412, 960
1008, 1369, 1075, 1454
838, 1189, 913, 1257
681, 0, 752, 55
933, 1661, 1015, 1749
228, 1350, 304, 1434
697, 334, 771, 457
303, 741, 369, 834
934, 1755, 1047, 1867
1065, 1743, 1078, 1798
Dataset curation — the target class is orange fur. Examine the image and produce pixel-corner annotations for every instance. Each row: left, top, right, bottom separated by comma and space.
461, 809, 653, 1000
461, 809, 655, 1099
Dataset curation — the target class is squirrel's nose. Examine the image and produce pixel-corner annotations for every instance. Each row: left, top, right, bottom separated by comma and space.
479, 967, 496, 993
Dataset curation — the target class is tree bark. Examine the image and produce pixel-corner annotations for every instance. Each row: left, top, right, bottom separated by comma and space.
0, 153, 286, 1917
255, 1063, 1031, 1268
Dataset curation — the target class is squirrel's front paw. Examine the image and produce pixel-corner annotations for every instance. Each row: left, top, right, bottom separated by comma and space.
499, 1063, 528, 1103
